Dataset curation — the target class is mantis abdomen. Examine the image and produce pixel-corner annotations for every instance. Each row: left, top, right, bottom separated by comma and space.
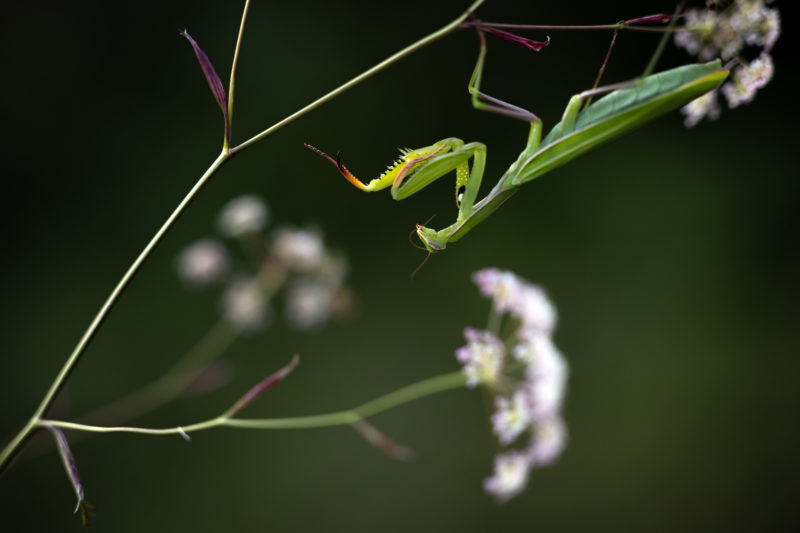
515, 60, 727, 185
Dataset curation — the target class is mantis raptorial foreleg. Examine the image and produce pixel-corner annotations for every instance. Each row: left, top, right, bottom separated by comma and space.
305, 138, 488, 222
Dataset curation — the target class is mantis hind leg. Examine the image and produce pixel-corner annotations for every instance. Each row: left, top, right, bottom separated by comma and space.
467, 30, 543, 157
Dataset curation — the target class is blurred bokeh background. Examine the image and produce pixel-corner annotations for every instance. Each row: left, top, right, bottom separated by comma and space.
1, 0, 797, 531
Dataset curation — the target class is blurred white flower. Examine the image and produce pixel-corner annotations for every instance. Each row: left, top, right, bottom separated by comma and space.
483, 452, 531, 504
512, 334, 561, 374
471, 268, 521, 313
675, 0, 779, 127
491, 389, 533, 445
455, 328, 506, 388
681, 90, 722, 128
676, 0, 780, 60
272, 226, 325, 272
528, 416, 567, 466
513, 284, 557, 337
176, 239, 229, 287
221, 277, 270, 333
472, 268, 556, 335
674, 8, 720, 60
526, 365, 567, 421
218, 195, 269, 237
721, 52, 774, 108
743, 6, 780, 49
285, 280, 335, 330
733, 0, 780, 50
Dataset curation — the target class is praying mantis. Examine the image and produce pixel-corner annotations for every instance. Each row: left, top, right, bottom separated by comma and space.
306, 29, 729, 253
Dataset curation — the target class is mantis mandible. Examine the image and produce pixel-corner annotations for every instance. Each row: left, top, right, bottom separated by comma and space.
306, 31, 728, 253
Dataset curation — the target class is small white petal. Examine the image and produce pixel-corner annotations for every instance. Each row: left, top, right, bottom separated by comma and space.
471, 268, 520, 313
528, 416, 568, 466
272, 226, 326, 272
218, 195, 269, 237
176, 239, 229, 287
455, 328, 506, 388
681, 90, 721, 128
514, 335, 568, 419
221, 277, 270, 333
483, 452, 531, 504
491, 389, 534, 445
512, 285, 557, 335
285, 280, 335, 331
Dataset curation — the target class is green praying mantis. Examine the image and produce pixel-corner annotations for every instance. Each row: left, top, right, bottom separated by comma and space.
306, 28, 728, 253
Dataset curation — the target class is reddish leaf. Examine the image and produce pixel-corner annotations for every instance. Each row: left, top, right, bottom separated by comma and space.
180, 30, 230, 144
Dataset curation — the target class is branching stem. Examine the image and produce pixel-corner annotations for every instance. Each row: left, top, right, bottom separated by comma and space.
0, 0, 486, 475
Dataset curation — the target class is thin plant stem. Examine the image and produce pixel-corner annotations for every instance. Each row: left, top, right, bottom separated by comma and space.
585, 27, 620, 107
228, 0, 252, 127
229, 0, 486, 155
643, 0, 688, 76
39, 372, 468, 436
462, 21, 671, 33
0, 0, 486, 475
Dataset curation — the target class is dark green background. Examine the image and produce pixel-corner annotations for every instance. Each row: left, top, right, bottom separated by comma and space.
1, 1, 797, 531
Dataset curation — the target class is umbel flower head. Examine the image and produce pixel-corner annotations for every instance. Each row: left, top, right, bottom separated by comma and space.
456, 268, 568, 503
675, 0, 780, 127
177, 194, 352, 334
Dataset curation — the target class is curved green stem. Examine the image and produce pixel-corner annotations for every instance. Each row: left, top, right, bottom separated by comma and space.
39, 372, 467, 436
228, 0, 252, 126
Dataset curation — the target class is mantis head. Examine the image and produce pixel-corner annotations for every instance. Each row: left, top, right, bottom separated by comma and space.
415, 224, 450, 253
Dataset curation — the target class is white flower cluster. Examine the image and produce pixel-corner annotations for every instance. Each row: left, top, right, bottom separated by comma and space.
675, 0, 780, 127
456, 268, 568, 503
176, 195, 352, 333
721, 52, 774, 108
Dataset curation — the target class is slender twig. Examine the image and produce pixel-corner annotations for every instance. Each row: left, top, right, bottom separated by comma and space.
39, 372, 468, 436
585, 27, 620, 107
643, 1, 688, 76
228, 0, 252, 127
0, 0, 486, 475
230, 0, 486, 155
461, 21, 671, 32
